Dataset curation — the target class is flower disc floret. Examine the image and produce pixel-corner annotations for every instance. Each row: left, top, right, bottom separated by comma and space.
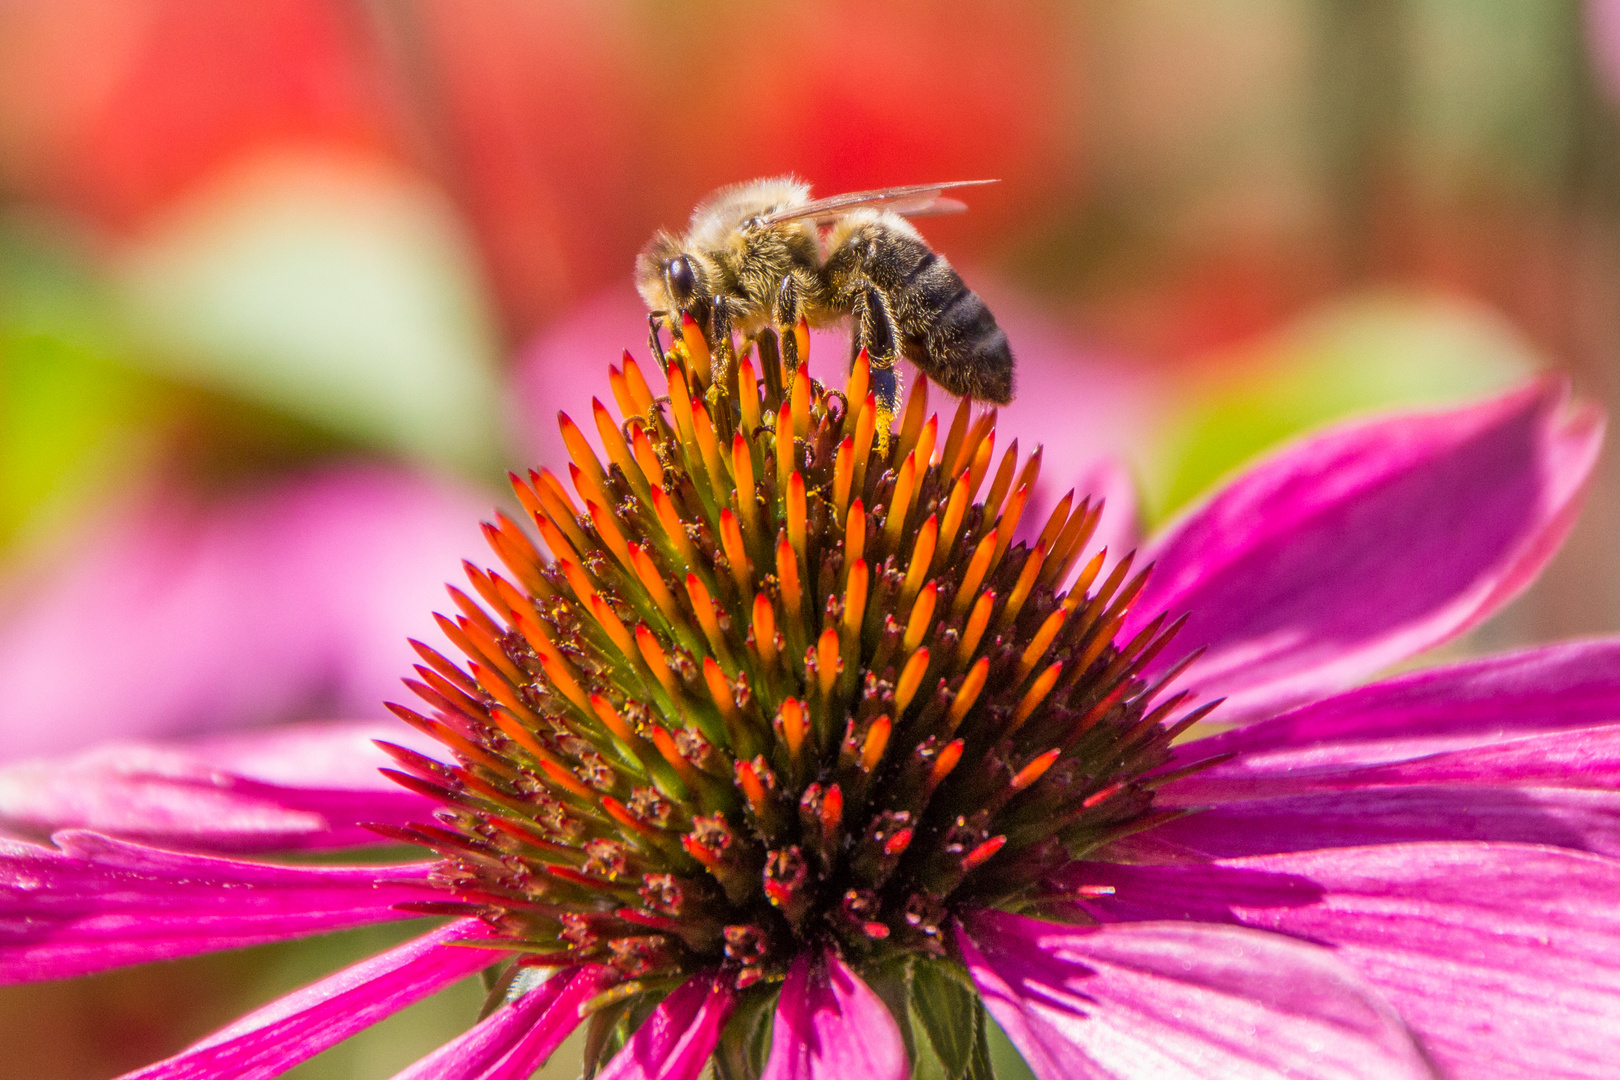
384, 317, 1211, 1010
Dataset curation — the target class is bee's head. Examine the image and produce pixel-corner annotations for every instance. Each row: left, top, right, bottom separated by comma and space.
635, 232, 710, 324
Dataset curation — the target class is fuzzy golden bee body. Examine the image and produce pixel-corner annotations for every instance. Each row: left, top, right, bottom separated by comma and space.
635, 177, 1014, 413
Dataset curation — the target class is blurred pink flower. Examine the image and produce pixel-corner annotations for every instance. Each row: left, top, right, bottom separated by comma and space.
0, 368, 1615, 1078
0, 464, 489, 760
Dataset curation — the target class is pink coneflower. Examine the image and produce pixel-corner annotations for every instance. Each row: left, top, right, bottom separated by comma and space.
3, 316, 1617, 1080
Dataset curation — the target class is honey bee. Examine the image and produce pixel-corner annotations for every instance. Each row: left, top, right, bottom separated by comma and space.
635, 177, 1013, 416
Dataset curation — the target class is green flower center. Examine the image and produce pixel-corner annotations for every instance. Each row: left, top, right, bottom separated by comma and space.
383, 316, 1204, 1010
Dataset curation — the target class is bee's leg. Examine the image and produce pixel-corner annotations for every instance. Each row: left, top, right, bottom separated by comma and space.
708, 295, 738, 408
855, 284, 902, 437
647, 311, 668, 368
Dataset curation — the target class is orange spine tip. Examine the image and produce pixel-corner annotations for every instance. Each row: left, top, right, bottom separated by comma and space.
737, 356, 761, 429
775, 402, 795, 497
1045, 501, 1103, 590
622, 353, 656, 414
1036, 491, 1075, 555
851, 394, 876, 494
952, 586, 991, 663
628, 543, 679, 622
558, 557, 598, 607
820, 783, 844, 835
703, 656, 741, 724
1010, 661, 1063, 731
991, 484, 1031, 571
515, 608, 567, 667
929, 738, 964, 786
999, 541, 1047, 629
1082, 780, 1127, 809
687, 574, 728, 659
884, 827, 913, 857
635, 623, 680, 700
680, 311, 712, 382
752, 593, 779, 670
941, 396, 972, 476
590, 694, 636, 745
593, 398, 638, 485
1010, 748, 1061, 792
790, 363, 811, 439
842, 559, 868, 638
1066, 549, 1109, 610
896, 375, 929, 462
682, 833, 722, 869
844, 499, 866, 567
947, 657, 990, 731
491, 574, 540, 625
692, 402, 728, 505
775, 533, 803, 614
587, 594, 635, 658
609, 357, 636, 418
603, 796, 659, 840
961, 835, 1006, 872
587, 499, 633, 569
735, 759, 768, 814
894, 647, 930, 714
459, 615, 526, 687
860, 716, 891, 772
536, 650, 590, 713
903, 581, 938, 654
558, 411, 608, 492
489, 707, 548, 762
832, 436, 855, 519
933, 476, 970, 574
1018, 608, 1069, 681
846, 351, 871, 430
981, 438, 1019, 528
914, 414, 939, 471
508, 471, 545, 522
567, 462, 612, 521
650, 485, 697, 570
732, 433, 759, 538
786, 472, 807, 560
720, 509, 751, 598
484, 523, 545, 596
965, 424, 996, 497
779, 698, 807, 758
448, 582, 502, 638
952, 530, 998, 617
816, 627, 841, 699
630, 424, 664, 488
537, 756, 596, 802
666, 363, 696, 446
534, 470, 591, 552
651, 725, 702, 788
882, 453, 917, 549
900, 514, 937, 608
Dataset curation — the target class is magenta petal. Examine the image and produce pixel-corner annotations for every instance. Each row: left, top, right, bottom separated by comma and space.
389, 966, 606, 1080
0, 831, 433, 983
1069, 843, 1620, 1080
760, 949, 908, 1080
118, 919, 502, 1080
1150, 785, 1620, 858
0, 465, 489, 760
596, 971, 737, 1080
0, 721, 439, 853
1164, 640, 1620, 798
1129, 381, 1602, 720
960, 911, 1435, 1080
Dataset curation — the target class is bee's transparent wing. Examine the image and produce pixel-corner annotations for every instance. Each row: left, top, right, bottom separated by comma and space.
754, 180, 998, 226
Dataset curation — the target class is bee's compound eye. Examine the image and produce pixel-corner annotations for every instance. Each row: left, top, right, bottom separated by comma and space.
666, 256, 698, 305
